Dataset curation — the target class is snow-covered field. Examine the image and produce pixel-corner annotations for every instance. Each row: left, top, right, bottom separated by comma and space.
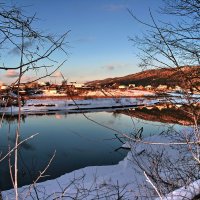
30, 89, 155, 98
80, 89, 155, 97
0, 97, 159, 114
1, 89, 199, 114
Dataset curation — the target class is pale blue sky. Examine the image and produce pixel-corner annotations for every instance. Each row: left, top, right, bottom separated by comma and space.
2, 0, 166, 84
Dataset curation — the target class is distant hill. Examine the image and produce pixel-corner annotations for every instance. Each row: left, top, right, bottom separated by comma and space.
86, 66, 200, 88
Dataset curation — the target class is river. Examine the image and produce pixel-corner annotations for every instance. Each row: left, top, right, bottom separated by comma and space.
0, 107, 188, 190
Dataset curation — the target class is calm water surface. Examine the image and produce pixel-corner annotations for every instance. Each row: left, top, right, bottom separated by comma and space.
0, 110, 184, 190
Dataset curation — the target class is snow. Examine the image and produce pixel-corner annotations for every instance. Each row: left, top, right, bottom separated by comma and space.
1, 94, 198, 115
3, 130, 199, 200
2, 89, 199, 115
28, 89, 155, 98
167, 92, 200, 99
0, 97, 159, 114
157, 179, 200, 200
2, 142, 144, 199
80, 89, 155, 97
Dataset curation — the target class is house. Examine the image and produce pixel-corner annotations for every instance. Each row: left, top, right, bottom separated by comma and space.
118, 85, 127, 89
157, 85, 168, 90
19, 90, 26, 95
0, 85, 8, 90
136, 85, 144, 90
43, 87, 57, 95
81, 86, 95, 90
74, 83, 85, 88
25, 82, 38, 89
129, 84, 135, 88
15, 84, 26, 90
174, 85, 182, 92
145, 85, 152, 90
38, 81, 47, 86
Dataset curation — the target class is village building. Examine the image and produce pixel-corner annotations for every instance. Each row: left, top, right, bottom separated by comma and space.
174, 85, 182, 92
25, 82, 39, 89
136, 85, 144, 90
0, 84, 8, 90
43, 87, 58, 95
74, 83, 85, 88
157, 84, 168, 90
118, 85, 127, 89
13, 84, 26, 90
38, 82, 47, 86
145, 85, 152, 90
128, 84, 135, 88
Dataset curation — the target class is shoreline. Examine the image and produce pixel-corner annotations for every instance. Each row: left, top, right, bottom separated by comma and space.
1, 91, 199, 115
0, 97, 159, 114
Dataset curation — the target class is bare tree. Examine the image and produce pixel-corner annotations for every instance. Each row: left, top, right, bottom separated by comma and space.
0, 3, 69, 200
1, 1, 200, 199
128, 0, 200, 198
129, 0, 200, 92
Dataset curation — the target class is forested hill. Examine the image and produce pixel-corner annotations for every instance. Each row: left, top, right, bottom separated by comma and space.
86, 66, 200, 88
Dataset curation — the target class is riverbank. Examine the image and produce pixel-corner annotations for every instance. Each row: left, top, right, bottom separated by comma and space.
1, 93, 199, 199
3, 131, 198, 199
0, 97, 159, 114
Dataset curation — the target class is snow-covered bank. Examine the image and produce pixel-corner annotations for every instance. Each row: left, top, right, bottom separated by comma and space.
0, 97, 159, 114
2, 90, 199, 114
3, 129, 199, 200
156, 179, 200, 200
2, 141, 146, 199
167, 92, 200, 99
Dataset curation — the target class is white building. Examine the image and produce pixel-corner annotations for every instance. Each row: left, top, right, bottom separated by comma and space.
1, 85, 8, 90
118, 85, 127, 89
145, 85, 152, 90
43, 89, 57, 95
129, 84, 135, 88
157, 85, 168, 90
74, 83, 85, 88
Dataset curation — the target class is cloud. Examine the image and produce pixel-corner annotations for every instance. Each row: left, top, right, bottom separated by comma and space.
5, 70, 19, 78
102, 63, 130, 71
51, 71, 62, 78
9, 41, 33, 55
103, 65, 115, 71
103, 4, 127, 12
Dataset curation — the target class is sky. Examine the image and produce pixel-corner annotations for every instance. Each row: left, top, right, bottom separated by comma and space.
1, 0, 166, 84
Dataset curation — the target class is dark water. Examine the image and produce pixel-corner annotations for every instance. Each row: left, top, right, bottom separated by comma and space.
0, 110, 183, 190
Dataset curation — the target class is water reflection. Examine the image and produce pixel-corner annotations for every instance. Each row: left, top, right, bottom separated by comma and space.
113, 105, 200, 125
2, 104, 199, 125
0, 111, 130, 190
